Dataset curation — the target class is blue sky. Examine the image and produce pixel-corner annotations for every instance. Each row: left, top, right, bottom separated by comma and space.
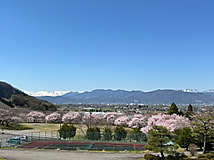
1, 0, 214, 92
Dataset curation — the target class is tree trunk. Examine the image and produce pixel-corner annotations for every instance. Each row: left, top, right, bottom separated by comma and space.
160, 151, 165, 160
203, 133, 207, 154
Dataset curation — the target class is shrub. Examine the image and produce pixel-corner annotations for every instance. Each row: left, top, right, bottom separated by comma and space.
198, 154, 207, 159
165, 155, 175, 160
103, 128, 112, 141
130, 128, 147, 142
86, 127, 101, 140
198, 153, 214, 159
144, 153, 160, 160
114, 126, 127, 141
205, 153, 214, 159
165, 154, 188, 160
183, 158, 209, 160
58, 123, 76, 139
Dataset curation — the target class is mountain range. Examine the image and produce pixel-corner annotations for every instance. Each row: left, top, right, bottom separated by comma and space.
1, 81, 214, 106
37, 89, 214, 105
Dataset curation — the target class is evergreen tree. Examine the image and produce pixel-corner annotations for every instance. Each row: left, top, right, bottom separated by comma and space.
188, 104, 193, 112
192, 115, 214, 154
174, 127, 192, 150
168, 102, 179, 115
114, 126, 127, 141
58, 123, 76, 140
130, 128, 147, 142
86, 127, 101, 140
186, 104, 194, 120
103, 127, 112, 141
145, 125, 176, 159
192, 126, 204, 150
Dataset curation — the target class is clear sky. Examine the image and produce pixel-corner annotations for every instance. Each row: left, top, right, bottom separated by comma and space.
1, 0, 214, 92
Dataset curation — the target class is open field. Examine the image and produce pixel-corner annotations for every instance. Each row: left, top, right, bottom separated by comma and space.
0, 149, 144, 160
21, 123, 134, 140
22, 123, 60, 131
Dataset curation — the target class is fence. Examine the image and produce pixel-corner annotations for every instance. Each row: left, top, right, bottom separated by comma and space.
27, 130, 59, 142
1, 129, 147, 148
0, 130, 59, 148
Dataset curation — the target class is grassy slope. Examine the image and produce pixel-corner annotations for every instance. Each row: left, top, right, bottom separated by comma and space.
0, 101, 11, 110
0, 123, 33, 130
22, 123, 60, 131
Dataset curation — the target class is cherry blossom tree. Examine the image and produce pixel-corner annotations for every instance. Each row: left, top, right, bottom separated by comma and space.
27, 111, 45, 122
114, 115, 130, 127
45, 112, 61, 123
62, 112, 82, 124
0, 109, 23, 126
141, 113, 191, 134
128, 114, 147, 128
103, 112, 122, 124
83, 113, 103, 128
0, 109, 13, 126
11, 116, 23, 123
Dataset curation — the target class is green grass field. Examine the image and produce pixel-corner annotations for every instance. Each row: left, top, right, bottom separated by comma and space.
0, 123, 33, 130
22, 123, 60, 131
22, 123, 134, 137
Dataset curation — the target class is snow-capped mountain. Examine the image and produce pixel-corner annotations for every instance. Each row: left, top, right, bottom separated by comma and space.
37, 89, 214, 105
203, 89, 214, 96
181, 89, 214, 95
23, 90, 70, 97
182, 89, 199, 93
204, 89, 214, 93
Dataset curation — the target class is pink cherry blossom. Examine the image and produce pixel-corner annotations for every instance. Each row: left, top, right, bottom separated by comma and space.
114, 115, 130, 127
27, 111, 45, 122
140, 113, 191, 134
103, 112, 122, 124
62, 112, 81, 123
83, 113, 103, 127
45, 112, 61, 122
128, 114, 147, 128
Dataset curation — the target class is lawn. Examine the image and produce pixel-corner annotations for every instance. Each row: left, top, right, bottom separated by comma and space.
22, 123, 60, 131
0, 123, 33, 130
16, 123, 145, 144
22, 123, 133, 132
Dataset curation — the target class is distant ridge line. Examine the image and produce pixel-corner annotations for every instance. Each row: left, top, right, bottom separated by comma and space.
37, 89, 214, 105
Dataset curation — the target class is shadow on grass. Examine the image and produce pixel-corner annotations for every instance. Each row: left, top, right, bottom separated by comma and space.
0, 123, 33, 130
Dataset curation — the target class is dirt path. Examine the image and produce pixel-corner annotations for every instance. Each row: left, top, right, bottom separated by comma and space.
0, 149, 144, 160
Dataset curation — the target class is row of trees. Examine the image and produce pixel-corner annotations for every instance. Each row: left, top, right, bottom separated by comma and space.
86, 126, 147, 142
28, 111, 190, 131
58, 124, 147, 142
0, 102, 195, 128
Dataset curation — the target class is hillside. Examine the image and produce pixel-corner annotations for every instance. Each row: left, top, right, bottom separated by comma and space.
38, 89, 214, 105
0, 82, 56, 111
0, 98, 13, 109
